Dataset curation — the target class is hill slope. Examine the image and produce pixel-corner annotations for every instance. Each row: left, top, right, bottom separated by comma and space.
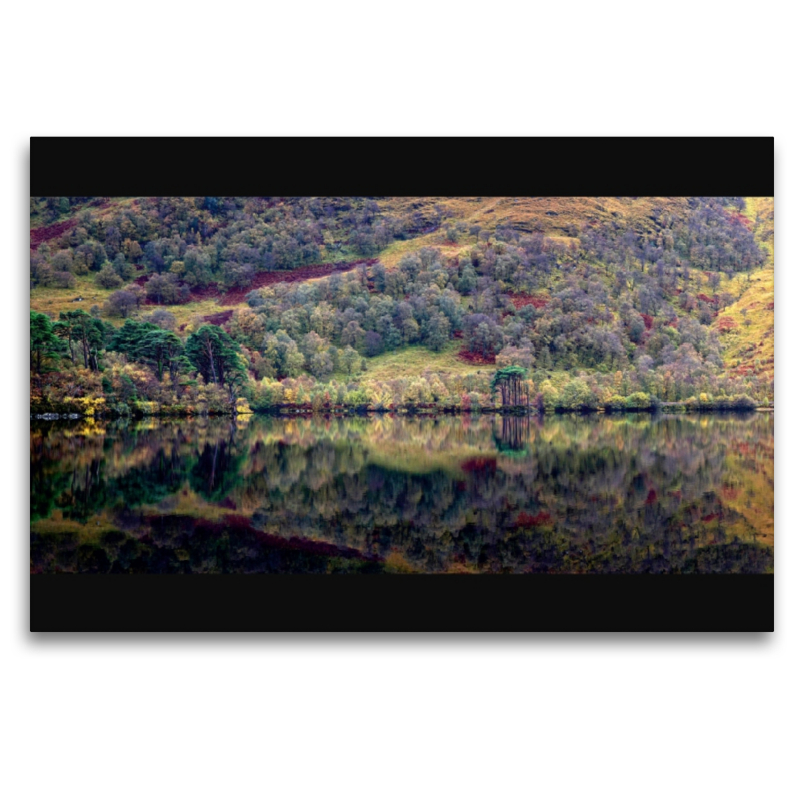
29, 195, 774, 413
713, 197, 774, 389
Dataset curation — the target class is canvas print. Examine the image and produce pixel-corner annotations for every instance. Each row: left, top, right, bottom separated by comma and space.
30, 196, 774, 577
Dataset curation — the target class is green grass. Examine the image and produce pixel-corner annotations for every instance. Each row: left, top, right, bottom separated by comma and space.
30, 274, 115, 319
29, 274, 239, 330
378, 237, 470, 268
346, 342, 486, 382
160, 300, 232, 330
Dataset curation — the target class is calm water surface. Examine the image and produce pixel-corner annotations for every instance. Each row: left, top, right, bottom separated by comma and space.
30, 413, 774, 574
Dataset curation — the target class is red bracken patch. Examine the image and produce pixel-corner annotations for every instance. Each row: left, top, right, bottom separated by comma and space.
189, 283, 223, 302
514, 511, 552, 527
128, 260, 379, 308
724, 210, 752, 228
219, 259, 378, 305
717, 317, 738, 332
640, 313, 654, 331
508, 292, 548, 309
645, 489, 658, 505
30, 218, 79, 250
457, 349, 496, 365
460, 457, 497, 474
767, 302, 774, 310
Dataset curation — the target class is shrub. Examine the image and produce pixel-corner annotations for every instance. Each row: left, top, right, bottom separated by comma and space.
75, 396, 106, 417
604, 395, 627, 412
235, 398, 253, 415
539, 382, 559, 413
557, 378, 598, 411
145, 309, 177, 330
686, 393, 756, 411
104, 289, 138, 318
131, 401, 159, 416
95, 265, 123, 289
624, 392, 655, 411
248, 378, 284, 410
686, 393, 715, 411
53, 271, 76, 289
344, 387, 370, 408
728, 394, 757, 410
145, 273, 187, 305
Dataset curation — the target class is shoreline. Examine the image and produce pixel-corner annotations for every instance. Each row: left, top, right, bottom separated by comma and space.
30, 405, 774, 421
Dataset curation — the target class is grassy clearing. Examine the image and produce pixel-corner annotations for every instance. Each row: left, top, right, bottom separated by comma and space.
30, 274, 115, 319
349, 342, 486, 382
163, 300, 233, 330
29, 275, 249, 330
379, 196, 691, 238
379, 236, 472, 268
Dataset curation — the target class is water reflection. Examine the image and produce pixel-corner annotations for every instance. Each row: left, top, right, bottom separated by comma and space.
30, 413, 774, 574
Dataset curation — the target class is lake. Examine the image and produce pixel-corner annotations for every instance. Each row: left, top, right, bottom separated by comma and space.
30, 413, 774, 574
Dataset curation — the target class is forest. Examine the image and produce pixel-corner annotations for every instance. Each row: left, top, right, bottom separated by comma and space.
29, 196, 775, 416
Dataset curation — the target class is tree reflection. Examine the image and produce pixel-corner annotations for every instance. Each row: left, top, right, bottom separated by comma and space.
493, 415, 531, 455
30, 413, 774, 574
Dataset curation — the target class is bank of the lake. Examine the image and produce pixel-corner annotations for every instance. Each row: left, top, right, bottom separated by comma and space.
30, 400, 771, 420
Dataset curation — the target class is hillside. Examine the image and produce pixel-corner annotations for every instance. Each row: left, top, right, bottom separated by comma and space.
29, 195, 774, 415
713, 197, 774, 387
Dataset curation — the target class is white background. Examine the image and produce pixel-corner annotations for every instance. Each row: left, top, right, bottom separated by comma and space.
2, 3, 797, 799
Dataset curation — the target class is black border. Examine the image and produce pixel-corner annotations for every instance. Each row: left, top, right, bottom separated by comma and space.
31, 575, 773, 632
29, 137, 774, 632
30, 136, 773, 197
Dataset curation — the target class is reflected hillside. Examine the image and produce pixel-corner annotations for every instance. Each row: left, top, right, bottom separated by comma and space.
31, 413, 773, 574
